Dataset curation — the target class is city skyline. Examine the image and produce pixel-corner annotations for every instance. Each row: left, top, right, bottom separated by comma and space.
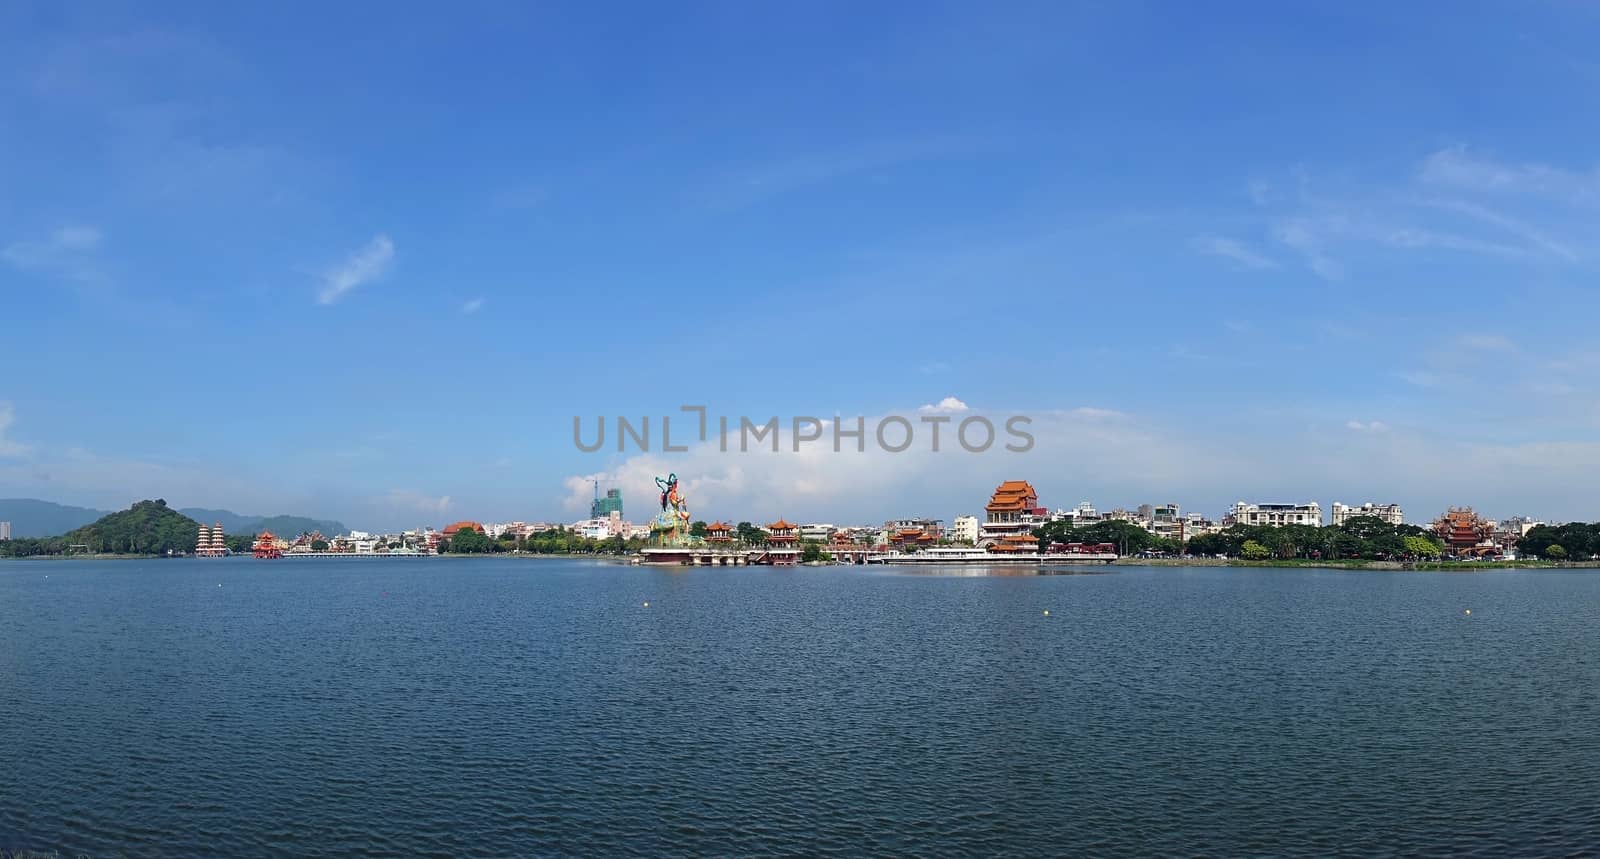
6, 3, 1600, 528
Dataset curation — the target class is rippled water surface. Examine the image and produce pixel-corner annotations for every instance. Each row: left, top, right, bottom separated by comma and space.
3, 558, 1599, 857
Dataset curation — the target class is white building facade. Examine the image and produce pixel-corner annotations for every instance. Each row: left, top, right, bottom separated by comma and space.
949, 515, 979, 545
1229, 502, 1323, 528
1331, 502, 1404, 527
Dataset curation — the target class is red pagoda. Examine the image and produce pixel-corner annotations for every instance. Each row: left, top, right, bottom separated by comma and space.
252, 530, 282, 559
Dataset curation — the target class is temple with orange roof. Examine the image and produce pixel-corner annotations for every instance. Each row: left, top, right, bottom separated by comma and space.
252, 530, 282, 559
889, 526, 937, 551
1432, 507, 1497, 557
979, 479, 1046, 551
704, 521, 734, 543
764, 519, 800, 564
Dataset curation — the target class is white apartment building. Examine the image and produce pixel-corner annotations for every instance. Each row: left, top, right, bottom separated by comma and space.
1229, 502, 1323, 528
799, 523, 835, 542
1330, 502, 1404, 527
949, 515, 979, 545
0, 521, 10, 540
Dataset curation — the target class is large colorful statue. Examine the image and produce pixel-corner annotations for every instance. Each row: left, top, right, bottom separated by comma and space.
649, 472, 697, 547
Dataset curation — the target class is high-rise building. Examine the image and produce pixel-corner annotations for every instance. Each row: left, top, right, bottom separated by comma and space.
591, 487, 623, 519
0, 521, 10, 541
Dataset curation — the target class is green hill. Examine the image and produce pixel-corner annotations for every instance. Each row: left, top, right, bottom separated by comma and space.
61, 499, 201, 556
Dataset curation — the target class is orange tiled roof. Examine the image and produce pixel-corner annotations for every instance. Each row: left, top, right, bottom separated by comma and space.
768, 519, 795, 530
985, 479, 1038, 512
442, 520, 485, 535
706, 521, 731, 532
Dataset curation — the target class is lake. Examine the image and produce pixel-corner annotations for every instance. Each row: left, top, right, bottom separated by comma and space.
2, 558, 1597, 857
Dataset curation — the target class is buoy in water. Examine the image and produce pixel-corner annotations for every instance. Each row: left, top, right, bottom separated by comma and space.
643, 601, 650, 607
1464, 609, 1471, 615
1043, 610, 1050, 616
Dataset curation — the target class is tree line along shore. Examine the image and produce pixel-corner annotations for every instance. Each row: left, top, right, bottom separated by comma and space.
5, 500, 1600, 567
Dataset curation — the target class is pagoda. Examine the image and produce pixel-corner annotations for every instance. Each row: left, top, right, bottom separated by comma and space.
704, 521, 734, 544
252, 530, 282, 559
195, 523, 227, 557
980, 480, 1043, 547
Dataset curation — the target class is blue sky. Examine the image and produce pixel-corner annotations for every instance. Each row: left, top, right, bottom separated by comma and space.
4, 1, 1600, 530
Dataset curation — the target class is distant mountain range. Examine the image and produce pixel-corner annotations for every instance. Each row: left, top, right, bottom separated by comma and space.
0, 498, 345, 539
0, 499, 110, 537
179, 508, 347, 539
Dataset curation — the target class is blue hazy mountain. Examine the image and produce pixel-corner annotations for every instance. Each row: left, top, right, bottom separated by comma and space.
0, 499, 112, 538
179, 508, 347, 537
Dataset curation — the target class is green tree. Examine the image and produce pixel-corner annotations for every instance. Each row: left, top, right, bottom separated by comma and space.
1402, 534, 1442, 560
311, 539, 330, 551
690, 520, 708, 538
801, 540, 826, 562
1240, 539, 1271, 560
445, 528, 492, 554
736, 521, 768, 545
1546, 543, 1567, 560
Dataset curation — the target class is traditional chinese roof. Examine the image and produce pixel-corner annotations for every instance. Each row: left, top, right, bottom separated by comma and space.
442, 520, 486, 535
705, 521, 732, 533
768, 519, 795, 530
985, 480, 1039, 512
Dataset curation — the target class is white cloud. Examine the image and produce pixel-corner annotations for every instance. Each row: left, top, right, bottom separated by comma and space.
1068, 407, 1125, 420
1418, 146, 1600, 201
559, 406, 1215, 524
2, 225, 105, 282
917, 396, 969, 414
1272, 220, 1343, 280
317, 234, 394, 305
1345, 420, 1389, 433
1193, 236, 1278, 270
1455, 333, 1515, 353
0, 402, 32, 457
461, 297, 485, 314
384, 488, 452, 515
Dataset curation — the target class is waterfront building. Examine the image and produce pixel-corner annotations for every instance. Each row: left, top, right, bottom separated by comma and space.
252, 530, 282, 559
765, 519, 800, 565
989, 532, 1040, 554
0, 521, 9, 540
1432, 508, 1497, 557
1492, 516, 1543, 555
949, 515, 979, 545
442, 521, 486, 537
1147, 504, 1185, 542
766, 519, 799, 548
195, 523, 226, 557
883, 518, 944, 540
1331, 502, 1405, 527
799, 523, 835, 542
1228, 502, 1323, 528
704, 521, 734, 544
569, 518, 612, 540
979, 480, 1045, 547
1182, 512, 1223, 537
889, 526, 936, 551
